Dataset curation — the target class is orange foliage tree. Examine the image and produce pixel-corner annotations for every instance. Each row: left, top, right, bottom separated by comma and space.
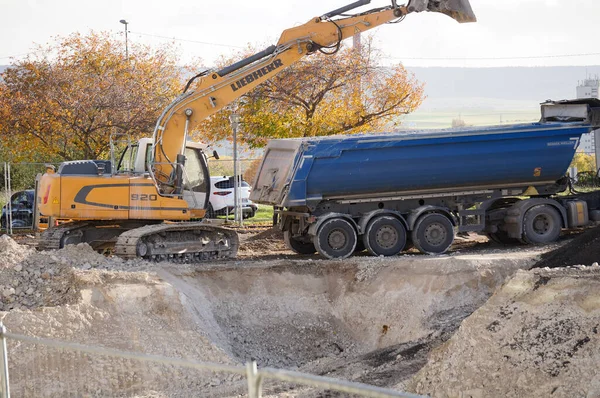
197, 38, 425, 147
0, 32, 184, 161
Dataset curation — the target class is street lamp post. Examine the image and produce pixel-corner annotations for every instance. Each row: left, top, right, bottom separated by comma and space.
229, 113, 242, 225
119, 19, 129, 60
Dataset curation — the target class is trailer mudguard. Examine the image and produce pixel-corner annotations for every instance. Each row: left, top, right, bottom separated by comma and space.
307, 212, 358, 237
358, 210, 409, 235
406, 205, 457, 231
504, 198, 568, 239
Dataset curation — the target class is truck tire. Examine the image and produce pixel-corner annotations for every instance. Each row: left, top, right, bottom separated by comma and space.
363, 216, 407, 257
314, 218, 357, 259
522, 205, 562, 244
284, 230, 317, 255
412, 213, 454, 255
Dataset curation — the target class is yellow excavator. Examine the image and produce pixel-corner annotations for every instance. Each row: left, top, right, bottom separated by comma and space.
37, 0, 476, 262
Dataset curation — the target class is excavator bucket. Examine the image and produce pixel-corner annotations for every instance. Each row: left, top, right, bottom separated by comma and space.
408, 0, 477, 23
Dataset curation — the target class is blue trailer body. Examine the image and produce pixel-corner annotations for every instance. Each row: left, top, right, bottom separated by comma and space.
250, 99, 600, 259
251, 122, 590, 208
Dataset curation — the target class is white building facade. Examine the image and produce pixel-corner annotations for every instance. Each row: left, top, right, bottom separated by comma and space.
576, 77, 600, 155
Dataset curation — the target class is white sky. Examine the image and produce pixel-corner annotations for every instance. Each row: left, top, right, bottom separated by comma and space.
1, 0, 599, 68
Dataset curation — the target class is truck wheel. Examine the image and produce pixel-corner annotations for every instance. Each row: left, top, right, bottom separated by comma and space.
364, 216, 407, 257
522, 205, 562, 244
314, 218, 357, 259
412, 213, 455, 254
284, 230, 316, 255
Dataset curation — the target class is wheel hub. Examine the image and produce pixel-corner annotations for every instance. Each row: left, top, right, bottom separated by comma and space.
424, 223, 446, 246
376, 226, 398, 249
533, 215, 550, 235
328, 230, 347, 250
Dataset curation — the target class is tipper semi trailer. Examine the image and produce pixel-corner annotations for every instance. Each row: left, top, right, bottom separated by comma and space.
250, 99, 600, 259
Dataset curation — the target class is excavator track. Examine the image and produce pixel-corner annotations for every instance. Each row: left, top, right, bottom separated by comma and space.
39, 221, 239, 263
38, 221, 91, 251
114, 222, 239, 262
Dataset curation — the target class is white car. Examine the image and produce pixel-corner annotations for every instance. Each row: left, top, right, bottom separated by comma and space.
207, 176, 258, 219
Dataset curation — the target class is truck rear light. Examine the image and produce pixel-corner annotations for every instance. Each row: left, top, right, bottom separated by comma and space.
214, 191, 231, 196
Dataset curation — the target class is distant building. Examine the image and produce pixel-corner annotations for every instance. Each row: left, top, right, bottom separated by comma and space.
576, 76, 600, 154
577, 77, 600, 99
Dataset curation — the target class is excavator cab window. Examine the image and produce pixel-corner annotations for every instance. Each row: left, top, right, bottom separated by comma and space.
145, 146, 153, 172
117, 144, 138, 173
183, 147, 208, 194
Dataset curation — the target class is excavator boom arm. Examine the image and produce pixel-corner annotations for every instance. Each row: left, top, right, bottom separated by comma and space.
151, 0, 475, 194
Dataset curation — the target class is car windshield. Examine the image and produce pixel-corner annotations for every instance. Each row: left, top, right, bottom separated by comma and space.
11, 191, 31, 206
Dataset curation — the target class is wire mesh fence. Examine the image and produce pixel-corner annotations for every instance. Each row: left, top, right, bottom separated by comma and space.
5, 339, 237, 397
207, 158, 262, 182
0, 325, 422, 398
1, 162, 52, 232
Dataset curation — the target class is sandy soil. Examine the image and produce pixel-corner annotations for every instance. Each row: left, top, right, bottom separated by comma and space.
0, 228, 598, 397
408, 266, 600, 398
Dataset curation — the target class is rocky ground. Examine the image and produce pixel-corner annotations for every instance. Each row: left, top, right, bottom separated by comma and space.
0, 227, 599, 397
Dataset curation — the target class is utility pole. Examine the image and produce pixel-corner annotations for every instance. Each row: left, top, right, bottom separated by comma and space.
119, 19, 129, 60
230, 113, 242, 225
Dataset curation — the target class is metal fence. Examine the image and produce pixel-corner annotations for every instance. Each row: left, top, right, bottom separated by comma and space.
573, 170, 600, 190
1, 162, 49, 233
0, 322, 422, 398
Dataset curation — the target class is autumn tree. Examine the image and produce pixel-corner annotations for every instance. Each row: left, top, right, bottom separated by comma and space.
0, 32, 184, 161
197, 38, 424, 147
571, 153, 596, 173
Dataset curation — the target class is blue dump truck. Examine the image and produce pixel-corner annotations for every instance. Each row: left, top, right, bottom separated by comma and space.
250, 99, 600, 259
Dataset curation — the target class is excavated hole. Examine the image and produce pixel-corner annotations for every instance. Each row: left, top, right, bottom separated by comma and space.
157, 252, 541, 370
1, 233, 549, 396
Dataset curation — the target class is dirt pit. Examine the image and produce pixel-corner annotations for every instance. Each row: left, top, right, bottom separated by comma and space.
0, 230, 549, 397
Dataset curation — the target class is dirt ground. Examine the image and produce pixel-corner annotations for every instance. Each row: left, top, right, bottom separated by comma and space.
1, 227, 599, 397
409, 266, 600, 398
534, 225, 600, 268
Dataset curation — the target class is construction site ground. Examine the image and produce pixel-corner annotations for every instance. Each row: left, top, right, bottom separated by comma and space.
1, 226, 600, 397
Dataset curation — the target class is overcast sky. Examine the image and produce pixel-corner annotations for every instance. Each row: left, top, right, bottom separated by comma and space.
1, 0, 599, 69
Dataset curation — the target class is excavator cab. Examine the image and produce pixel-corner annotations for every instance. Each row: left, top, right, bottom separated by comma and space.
407, 0, 477, 23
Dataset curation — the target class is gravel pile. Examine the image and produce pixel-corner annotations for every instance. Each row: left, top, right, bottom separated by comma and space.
0, 236, 105, 311
534, 225, 600, 268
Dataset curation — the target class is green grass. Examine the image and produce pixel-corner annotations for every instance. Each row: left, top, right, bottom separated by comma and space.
215, 204, 274, 226
252, 204, 274, 224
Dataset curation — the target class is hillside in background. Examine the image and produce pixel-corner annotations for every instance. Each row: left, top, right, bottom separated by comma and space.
401, 65, 600, 129
408, 65, 600, 103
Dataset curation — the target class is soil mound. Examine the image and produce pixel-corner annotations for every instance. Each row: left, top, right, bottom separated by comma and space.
534, 226, 600, 269
239, 227, 286, 254
408, 267, 600, 398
